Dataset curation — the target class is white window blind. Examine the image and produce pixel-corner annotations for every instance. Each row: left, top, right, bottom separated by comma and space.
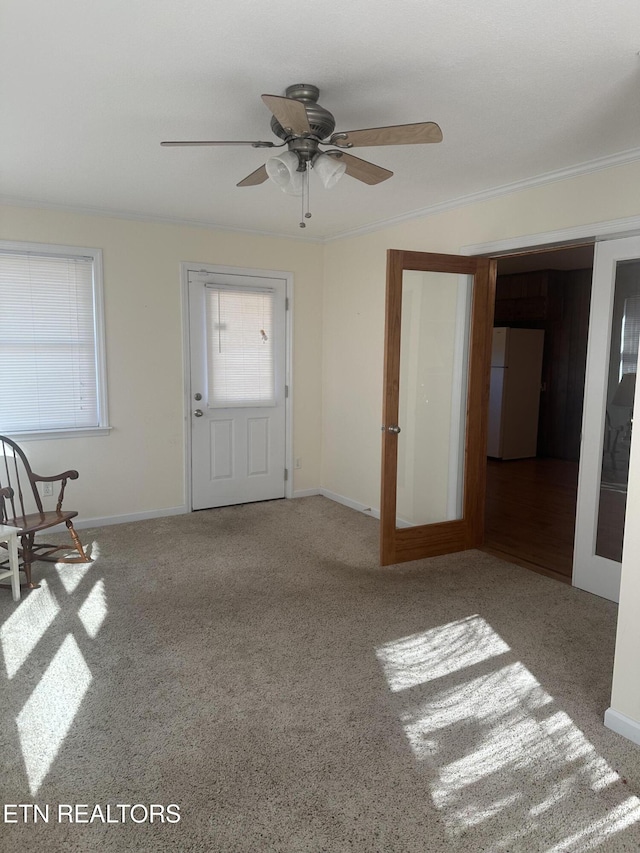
621, 294, 640, 379
0, 250, 101, 433
205, 286, 275, 407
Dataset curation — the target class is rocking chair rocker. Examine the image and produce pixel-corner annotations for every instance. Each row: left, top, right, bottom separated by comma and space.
0, 435, 90, 589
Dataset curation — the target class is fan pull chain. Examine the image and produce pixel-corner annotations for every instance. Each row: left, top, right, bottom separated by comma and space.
299, 161, 312, 228
299, 174, 305, 228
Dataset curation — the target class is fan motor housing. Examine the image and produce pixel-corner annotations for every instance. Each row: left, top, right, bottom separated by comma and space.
270, 83, 336, 142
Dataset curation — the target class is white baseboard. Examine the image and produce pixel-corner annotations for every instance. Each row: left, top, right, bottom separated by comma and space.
318, 489, 420, 527
72, 489, 381, 530
292, 488, 322, 499
319, 488, 380, 519
604, 707, 640, 746
74, 505, 188, 530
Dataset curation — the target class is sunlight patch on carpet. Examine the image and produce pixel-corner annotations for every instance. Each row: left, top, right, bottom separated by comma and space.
378, 617, 640, 850
16, 633, 92, 795
55, 540, 99, 593
546, 798, 640, 852
77, 579, 107, 638
376, 615, 510, 691
1, 579, 60, 679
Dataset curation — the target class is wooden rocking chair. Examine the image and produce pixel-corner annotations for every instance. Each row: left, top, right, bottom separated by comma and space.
0, 435, 89, 589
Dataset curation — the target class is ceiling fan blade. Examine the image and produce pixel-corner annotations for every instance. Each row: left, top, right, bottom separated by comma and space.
161, 140, 276, 148
330, 121, 443, 148
327, 151, 393, 185
261, 94, 311, 135
237, 164, 269, 187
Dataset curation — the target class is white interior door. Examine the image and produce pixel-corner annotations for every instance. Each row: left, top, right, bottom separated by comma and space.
188, 270, 287, 510
574, 236, 640, 601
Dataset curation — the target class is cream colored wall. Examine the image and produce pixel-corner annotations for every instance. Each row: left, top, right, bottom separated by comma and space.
0, 204, 323, 520
321, 160, 640, 511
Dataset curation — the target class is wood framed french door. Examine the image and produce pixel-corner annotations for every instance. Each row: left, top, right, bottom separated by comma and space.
380, 250, 496, 565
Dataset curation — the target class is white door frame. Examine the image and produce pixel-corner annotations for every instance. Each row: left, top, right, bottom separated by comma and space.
181, 262, 294, 512
462, 213, 640, 596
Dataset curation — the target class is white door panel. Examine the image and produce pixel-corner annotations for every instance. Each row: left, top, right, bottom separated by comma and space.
210, 419, 234, 480
247, 417, 270, 475
188, 271, 287, 510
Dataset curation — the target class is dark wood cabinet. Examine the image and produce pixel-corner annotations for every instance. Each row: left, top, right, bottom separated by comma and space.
494, 268, 591, 461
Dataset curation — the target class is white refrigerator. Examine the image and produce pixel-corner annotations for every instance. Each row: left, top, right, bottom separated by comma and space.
487, 327, 545, 459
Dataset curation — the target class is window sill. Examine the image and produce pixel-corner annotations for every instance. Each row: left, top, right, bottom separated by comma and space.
3, 427, 112, 441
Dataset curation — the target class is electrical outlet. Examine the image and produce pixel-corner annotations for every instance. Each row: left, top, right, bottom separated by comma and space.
42, 481, 54, 497
295, 457, 302, 469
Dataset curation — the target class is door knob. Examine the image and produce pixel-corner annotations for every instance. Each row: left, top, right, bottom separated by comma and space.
194, 409, 203, 417
387, 425, 401, 434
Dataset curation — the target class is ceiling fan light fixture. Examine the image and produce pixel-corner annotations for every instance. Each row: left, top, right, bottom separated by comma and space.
314, 152, 346, 189
266, 151, 303, 195
163, 84, 443, 226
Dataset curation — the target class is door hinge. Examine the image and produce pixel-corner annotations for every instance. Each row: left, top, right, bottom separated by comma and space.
284, 468, 288, 481
285, 384, 289, 398
285, 297, 289, 311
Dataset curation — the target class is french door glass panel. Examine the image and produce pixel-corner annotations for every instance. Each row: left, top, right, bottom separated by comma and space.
595, 260, 640, 561
574, 237, 640, 602
396, 270, 472, 527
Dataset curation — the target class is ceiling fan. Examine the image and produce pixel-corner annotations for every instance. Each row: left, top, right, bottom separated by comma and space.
161, 84, 442, 226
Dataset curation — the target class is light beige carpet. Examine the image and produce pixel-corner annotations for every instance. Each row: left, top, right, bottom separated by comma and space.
0, 496, 639, 852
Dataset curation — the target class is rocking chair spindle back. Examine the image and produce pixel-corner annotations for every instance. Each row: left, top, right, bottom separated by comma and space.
0, 435, 89, 589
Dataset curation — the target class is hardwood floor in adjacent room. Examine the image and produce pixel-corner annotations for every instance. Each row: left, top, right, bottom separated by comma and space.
483, 457, 579, 582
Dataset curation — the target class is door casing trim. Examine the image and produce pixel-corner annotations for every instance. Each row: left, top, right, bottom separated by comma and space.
180, 261, 294, 512
461, 214, 640, 259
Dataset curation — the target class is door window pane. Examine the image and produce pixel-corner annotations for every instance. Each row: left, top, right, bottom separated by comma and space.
595, 260, 640, 560
396, 271, 472, 527
205, 286, 275, 407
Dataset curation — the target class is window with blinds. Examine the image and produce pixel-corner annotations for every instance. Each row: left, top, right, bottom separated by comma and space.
0, 245, 107, 435
205, 285, 275, 407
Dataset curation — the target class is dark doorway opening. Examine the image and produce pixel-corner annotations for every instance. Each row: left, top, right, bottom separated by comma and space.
482, 244, 594, 583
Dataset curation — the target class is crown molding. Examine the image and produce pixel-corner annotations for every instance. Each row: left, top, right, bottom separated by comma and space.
325, 145, 640, 242
3, 145, 640, 245
0, 196, 323, 244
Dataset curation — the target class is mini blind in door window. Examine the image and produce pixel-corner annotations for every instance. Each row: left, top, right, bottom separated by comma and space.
621, 294, 640, 378
0, 251, 99, 432
205, 286, 275, 407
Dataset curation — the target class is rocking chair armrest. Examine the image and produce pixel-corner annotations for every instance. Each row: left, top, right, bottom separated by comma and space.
31, 471, 79, 513
32, 470, 80, 483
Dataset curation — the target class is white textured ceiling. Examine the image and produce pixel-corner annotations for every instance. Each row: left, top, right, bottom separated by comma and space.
2, 0, 639, 240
